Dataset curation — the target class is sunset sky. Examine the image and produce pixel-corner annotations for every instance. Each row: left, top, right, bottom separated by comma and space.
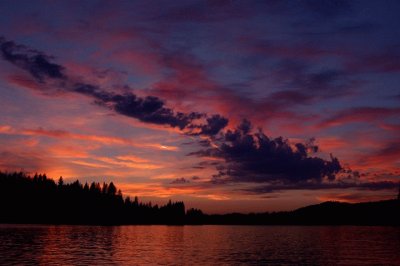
0, 0, 399, 213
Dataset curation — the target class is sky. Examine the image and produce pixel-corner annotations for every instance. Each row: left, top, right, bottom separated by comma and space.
0, 0, 399, 213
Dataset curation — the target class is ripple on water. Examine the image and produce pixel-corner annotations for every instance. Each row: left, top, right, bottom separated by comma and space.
0, 225, 399, 265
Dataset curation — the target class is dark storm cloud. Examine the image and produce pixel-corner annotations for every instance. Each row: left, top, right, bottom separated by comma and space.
0, 37, 228, 135
0, 38, 65, 82
188, 114, 229, 136
190, 120, 342, 184
75, 83, 204, 130
74, 84, 222, 132
73, 84, 226, 135
113, 94, 205, 130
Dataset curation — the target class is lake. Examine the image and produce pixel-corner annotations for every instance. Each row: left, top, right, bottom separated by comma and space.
0, 225, 399, 265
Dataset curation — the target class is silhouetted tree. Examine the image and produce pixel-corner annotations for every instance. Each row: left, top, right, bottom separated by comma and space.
134, 196, 139, 207
186, 208, 204, 224
102, 182, 108, 194
58, 176, 64, 187
108, 182, 116, 195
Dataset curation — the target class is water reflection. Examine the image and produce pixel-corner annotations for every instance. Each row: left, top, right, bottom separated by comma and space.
0, 225, 399, 265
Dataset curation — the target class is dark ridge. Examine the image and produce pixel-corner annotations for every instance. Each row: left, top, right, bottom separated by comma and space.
0, 172, 399, 226
201, 200, 399, 226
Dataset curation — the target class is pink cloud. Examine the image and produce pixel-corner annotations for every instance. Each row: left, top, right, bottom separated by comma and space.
318, 107, 400, 128
0, 124, 179, 151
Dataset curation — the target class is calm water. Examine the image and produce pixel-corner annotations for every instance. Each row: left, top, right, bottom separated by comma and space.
0, 225, 399, 265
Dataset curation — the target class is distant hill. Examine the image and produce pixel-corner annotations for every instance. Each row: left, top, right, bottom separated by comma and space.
278, 199, 399, 225
1, 172, 399, 225
195, 200, 399, 225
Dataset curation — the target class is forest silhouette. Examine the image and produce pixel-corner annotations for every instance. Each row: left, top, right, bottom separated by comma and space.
0, 172, 399, 225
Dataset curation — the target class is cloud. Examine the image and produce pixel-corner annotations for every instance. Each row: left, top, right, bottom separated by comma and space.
242, 180, 398, 194
319, 107, 400, 128
169, 175, 202, 185
67, 83, 207, 131
266, 90, 315, 106
1, 37, 383, 194
0, 37, 228, 136
317, 191, 394, 203
190, 120, 342, 184
0, 150, 47, 172
0, 124, 178, 151
0, 37, 65, 82
170, 177, 190, 184
188, 114, 229, 136
270, 61, 353, 99
345, 49, 400, 73
112, 94, 203, 130
356, 141, 400, 168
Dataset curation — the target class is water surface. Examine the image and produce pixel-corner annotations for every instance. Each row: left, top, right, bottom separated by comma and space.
0, 225, 399, 265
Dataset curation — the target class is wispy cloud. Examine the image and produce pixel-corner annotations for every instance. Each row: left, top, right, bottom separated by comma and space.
0, 124, 178, 151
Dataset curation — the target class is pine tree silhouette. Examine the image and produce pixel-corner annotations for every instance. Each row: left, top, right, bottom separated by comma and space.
0, 172, 186, 225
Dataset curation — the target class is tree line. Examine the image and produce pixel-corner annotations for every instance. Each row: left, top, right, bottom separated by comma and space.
0, 172, 187, 225
0, 171, 398, 225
